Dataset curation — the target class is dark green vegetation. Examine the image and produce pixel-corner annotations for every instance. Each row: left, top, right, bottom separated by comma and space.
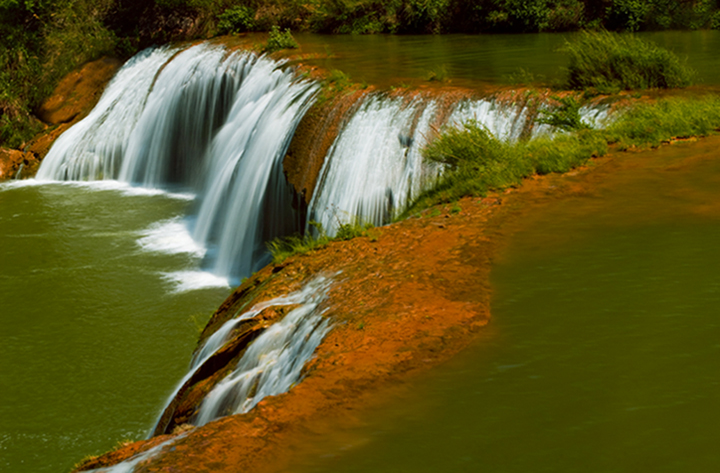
403, 96, 720, 216
1, 0, 718, 148
198, 0, 720, 35
267, 221, 377, 263
564, 30, 694, 92
263, 26, 300, 53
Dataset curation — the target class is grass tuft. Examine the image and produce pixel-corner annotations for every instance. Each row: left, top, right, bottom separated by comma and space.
563, 30, 694, 92
606, 96, 720, 149
266, 220, 377, 264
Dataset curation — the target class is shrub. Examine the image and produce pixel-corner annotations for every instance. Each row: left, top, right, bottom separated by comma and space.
606, 0, 649, 32
425, 64, 448, 82
536, 96, 589, 132
263, 25, 299, 53
563, 30, 694, 92
217, 5, 255, 34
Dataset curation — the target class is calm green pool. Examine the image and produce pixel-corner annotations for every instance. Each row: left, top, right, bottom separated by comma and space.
290, 143, 720, 472
296, 30, 720, 88
0, 182, 228, 473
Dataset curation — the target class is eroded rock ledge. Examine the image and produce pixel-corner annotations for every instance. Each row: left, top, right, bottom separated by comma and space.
74, 190, 510, 472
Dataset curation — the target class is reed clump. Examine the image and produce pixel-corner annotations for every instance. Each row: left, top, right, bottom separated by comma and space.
563, 30, 694, 93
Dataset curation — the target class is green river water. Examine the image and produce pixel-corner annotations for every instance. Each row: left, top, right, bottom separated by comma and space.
0, 183, 229, 472
291, 142, 720, 472
296, 30, 720, 88
2, 30, 720, 473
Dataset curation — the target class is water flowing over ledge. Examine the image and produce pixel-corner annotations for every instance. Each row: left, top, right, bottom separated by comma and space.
152, 274, 336, 436
37, 44, 319, 283
35, 40, 612, 284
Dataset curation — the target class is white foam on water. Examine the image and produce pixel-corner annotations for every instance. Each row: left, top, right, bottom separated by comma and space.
0, 178, 195, 200
137, 219, 206, 258
160, 270, 230, 293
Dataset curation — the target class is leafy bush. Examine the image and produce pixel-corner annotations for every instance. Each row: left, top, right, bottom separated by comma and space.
563, 30, 694, 92
263, 26, 299, 53
605, 0, 649, 31
217, 5, 255, 34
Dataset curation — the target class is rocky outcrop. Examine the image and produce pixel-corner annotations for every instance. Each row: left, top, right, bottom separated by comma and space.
38, 57, 122, 125
0, 148, 39, 180
0, 56, 121, 182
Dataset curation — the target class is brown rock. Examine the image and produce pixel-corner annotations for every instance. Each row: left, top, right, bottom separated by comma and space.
37, 57, 122, 125
0, 148, 39, 180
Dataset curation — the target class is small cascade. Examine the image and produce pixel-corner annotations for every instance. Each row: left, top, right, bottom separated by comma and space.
308, 95, 441, 235
446, 99, 532, 141
151, 276, 332, 435
191, 275, 334, 426
307, 94, 553, 236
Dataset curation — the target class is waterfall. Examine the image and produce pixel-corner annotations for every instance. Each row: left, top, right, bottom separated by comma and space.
308, 95, 441, 236
307, 95, 548, 236
191, 61, 318, 278
37, 47, 177, 181
37, 44, 318, 283
152, 275, 335, 435
192, 275, 334, 426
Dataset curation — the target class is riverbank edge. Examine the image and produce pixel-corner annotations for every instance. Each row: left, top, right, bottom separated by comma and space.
71, 135, 659, 471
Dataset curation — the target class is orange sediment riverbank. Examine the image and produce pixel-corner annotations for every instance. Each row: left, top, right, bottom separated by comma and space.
74, 133, 720, 472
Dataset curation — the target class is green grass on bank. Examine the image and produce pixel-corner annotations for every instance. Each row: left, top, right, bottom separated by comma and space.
266, 220, 378, 264
402, 96, 720, 216
564, 30, 694, 93
605, 96, 720, 148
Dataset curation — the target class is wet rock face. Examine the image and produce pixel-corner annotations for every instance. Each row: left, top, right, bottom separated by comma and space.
0, 56, 122, 182
0, 148, 39, 180
38, 57, 122, 125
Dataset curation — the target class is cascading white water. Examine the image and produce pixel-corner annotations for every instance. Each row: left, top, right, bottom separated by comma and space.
36, 47, 177, 181
308, 96, 442, 236
152, 275, 332, 433
307, 95, 551, 236
37, 44, 318, 283
118, 45, 245, 188
192, 275, 334, 426
191, 62, 319, 279
446, 98, 532, 141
